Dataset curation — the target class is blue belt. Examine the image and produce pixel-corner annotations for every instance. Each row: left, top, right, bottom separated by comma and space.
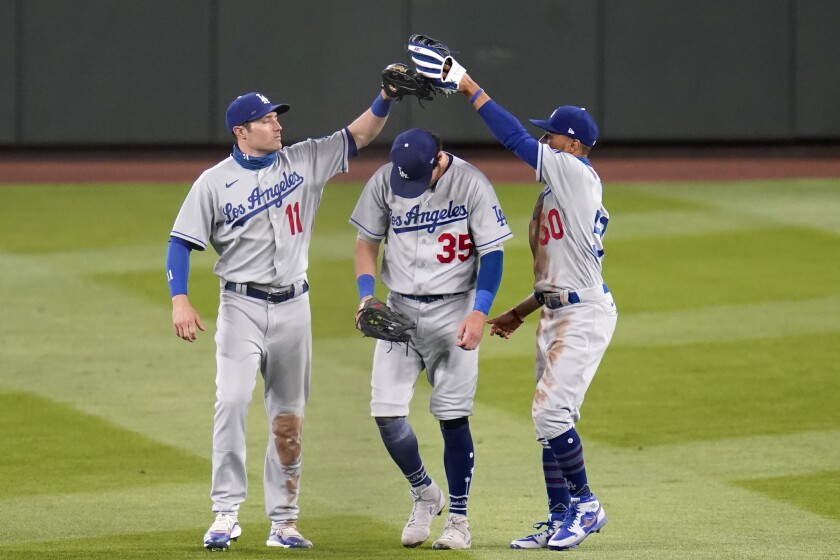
225, 280, 309, 304
536, 284, 609, 310
396, 291, 466, 304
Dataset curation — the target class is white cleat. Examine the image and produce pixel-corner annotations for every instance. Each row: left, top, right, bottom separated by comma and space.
266, 524, 313, 548
432, 514, 471, 550
401, 481, 446, 547
203, 514, 241, 551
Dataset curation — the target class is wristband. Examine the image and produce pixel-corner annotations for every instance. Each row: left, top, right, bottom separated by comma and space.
357, 274, 375, 299
473, 290, 493, 315
469, 88, 484, 104
371, 95, 392, 118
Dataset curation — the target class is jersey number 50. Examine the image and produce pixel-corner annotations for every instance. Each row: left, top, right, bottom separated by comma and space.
437, 233, 474, 263
539, 208, 564, 245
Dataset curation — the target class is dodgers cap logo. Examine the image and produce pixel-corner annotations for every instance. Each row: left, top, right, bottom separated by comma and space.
389, 128, 438, 199
225, 92, 291, 131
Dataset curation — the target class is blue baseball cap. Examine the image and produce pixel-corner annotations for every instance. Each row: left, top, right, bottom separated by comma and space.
225, 92, 290, 131
529, 105, 599, 147
389, 128, 438, 199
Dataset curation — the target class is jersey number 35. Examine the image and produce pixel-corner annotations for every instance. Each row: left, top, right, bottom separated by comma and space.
437, 233, 474, 263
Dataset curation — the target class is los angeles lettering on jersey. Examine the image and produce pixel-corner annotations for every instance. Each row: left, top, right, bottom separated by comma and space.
223, 170, 305, 227
390, 200, 468, 234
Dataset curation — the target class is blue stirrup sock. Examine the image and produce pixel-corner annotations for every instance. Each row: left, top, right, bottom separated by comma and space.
547, 428, 591, 498
376, 417, 431, 488
440, 418, 474, 517
542, 445, 571, 512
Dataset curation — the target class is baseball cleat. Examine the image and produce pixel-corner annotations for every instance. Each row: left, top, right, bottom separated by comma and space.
203, 514, 241, 550
547, 495, 607, 550
509, 509, 570, 549
266, 525, 313, 548
432, 513, 471, 549
401, 480, 446, 547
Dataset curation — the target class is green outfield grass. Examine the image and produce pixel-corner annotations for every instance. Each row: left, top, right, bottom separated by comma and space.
1, 178, 838, 559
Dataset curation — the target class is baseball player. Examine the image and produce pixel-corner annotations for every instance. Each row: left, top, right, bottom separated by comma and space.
349, 128, 512, 550
167, 85, 396, 550
408, 40, 617, 551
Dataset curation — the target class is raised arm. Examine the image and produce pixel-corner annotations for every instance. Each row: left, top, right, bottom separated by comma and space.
347, 89, 392, 151
457, 73, 541, 169
406, 35, 541, 168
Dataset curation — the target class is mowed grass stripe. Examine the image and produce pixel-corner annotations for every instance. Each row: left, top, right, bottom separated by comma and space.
606, 208, 769, 240
0, 391, 207, 499
627, 179, 840, 236
589, 330, 840, 447
0, 253, 218, 457
0, 481, 208, 545
608, 226, 840, 314
611, 295, 840, 347
736, 469, 840, 521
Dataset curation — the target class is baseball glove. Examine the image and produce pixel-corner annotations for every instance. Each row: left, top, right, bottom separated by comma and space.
355, 297, 415, 343
407, 34, 466, 95
381, 63, 435, 104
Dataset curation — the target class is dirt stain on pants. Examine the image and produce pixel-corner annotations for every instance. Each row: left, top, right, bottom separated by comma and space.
272, 414, 303, 496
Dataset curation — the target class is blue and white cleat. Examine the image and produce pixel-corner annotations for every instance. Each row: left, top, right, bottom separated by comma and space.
547, 495, 607, 550
203, 514, 241, 551
266, 525, 313, 548
509, 509, 569, 549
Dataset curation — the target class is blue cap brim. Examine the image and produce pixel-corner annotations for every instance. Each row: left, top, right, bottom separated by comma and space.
245, 103, 291, 126
390, 164, 431, 199
272, 104, 291, 116
529, 118, 562, 134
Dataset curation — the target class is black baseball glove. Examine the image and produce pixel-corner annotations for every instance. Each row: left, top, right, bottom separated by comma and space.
381, 63, 435, 104
355, 297, 415, 343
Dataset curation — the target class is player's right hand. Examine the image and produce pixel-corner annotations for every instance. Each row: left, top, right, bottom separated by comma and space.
172, 295, 205, 342
487, 309, 524, 339
456, 310, 486, 351
355, 296, 374, 322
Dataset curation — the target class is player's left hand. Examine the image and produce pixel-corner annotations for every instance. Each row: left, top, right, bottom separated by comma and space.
381, 63, 435, 103
456, 310, 486, 350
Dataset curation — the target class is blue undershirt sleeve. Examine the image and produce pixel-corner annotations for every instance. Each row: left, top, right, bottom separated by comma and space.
166, 236, 195, 297
473, 249, 504, 315
476, 100, 540, 169
356, 274, 375, 300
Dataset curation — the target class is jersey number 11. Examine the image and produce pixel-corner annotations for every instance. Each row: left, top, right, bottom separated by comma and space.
285, 202, 303, 235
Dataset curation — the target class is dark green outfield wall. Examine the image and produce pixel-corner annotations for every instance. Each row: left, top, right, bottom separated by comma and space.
1, 0, 838, 147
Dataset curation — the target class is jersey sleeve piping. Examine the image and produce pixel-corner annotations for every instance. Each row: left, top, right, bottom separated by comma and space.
170, 230, 207, 250
473, 231, 513, 249
349, 217, 386, 239
344, 126, 357, 161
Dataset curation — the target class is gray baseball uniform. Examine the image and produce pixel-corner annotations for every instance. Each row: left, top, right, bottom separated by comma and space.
350, 155, 512, 418
170, 129, 350, 524
530, 146, 617, 440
